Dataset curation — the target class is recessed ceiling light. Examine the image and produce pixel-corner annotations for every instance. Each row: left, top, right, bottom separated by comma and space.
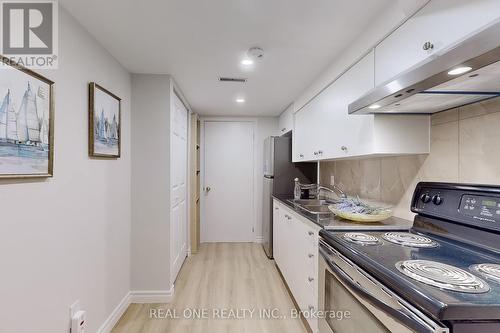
236, 98, 245, 103
448, 66, 472, 75
241, 59, 254, 66
368, 104, 381, 110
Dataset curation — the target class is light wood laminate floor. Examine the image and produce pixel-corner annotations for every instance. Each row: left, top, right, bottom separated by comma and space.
112, 243, 308, 333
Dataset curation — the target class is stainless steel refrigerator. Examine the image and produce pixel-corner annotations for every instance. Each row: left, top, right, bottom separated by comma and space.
262, 133, 316, 258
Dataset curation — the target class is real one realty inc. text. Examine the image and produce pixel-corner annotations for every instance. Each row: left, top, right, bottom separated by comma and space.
150, 307, 352, 321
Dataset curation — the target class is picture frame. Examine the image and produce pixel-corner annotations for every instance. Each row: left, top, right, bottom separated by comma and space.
88, 82, 121, 158
0, 56, 55, 179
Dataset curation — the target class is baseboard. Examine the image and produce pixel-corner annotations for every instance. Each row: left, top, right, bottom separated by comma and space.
96, 291, 131, 333
129, 286, 175, 303
96, 286, 175, 333
254, 236, 264, 243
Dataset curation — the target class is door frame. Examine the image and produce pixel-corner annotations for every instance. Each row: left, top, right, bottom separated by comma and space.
169, 87, 191, 286
200, 117, 256, 243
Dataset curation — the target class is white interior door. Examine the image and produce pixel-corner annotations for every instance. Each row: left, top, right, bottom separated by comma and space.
202, 121, 254, 242
170, 93, 188, 283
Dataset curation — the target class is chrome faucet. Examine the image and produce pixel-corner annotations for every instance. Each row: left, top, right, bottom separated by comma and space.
316, 184, 347, 199
294, 178, 347, 199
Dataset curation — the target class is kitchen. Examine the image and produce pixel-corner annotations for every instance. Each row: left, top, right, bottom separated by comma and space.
1, 1, 500, 333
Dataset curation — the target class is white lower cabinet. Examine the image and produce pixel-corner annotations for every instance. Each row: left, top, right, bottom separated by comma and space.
273, 199, 320, 333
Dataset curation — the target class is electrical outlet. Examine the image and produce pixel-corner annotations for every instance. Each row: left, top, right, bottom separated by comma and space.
70, 300, 86, 333
70, 300, 81, 321
330, 176, 335, 186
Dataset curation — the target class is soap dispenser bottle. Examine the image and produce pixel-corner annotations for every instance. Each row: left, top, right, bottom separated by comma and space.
294, 178, 301, 200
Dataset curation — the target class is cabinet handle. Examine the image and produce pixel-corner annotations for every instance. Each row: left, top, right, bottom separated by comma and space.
274, 207, 279, 210
422, 41, 434, 51
299, 154, 304, 158
313, 151, 318, 156
308, 277, 314, 282
281, 127, 286, 132
341, 146, 348, 152
308, 231, 314, 236
318, 150, 323, 155
308, 253, 314, 258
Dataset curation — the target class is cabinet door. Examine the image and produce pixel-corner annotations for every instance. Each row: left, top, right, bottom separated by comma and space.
320, 51, 375, 159
281, 212, 302, 296
296, 221, 318, 332
293, 51, 375, 161
272, 201, 283, 268
292, 221, 317, 300
273, 202, 294, 282
288, 216, 319, 332
275, 206, 320, 332
375, 0, 500, 85
293, 105, 317, 161
278, 104, 294, 135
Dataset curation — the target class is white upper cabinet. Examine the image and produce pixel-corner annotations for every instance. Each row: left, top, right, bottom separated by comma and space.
375, 0, 500, 85
294, 98, 319, 161
278, 104, 294, 135
293, 50, 430, 162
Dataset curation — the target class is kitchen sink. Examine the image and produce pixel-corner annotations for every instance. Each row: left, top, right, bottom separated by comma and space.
299, 205, 333, 214
287, 199, 329, 205
287, 199, 336, 215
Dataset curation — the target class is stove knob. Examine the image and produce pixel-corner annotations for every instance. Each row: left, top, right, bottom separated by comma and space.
420, 193, 431, 203
432, 195, 443, 205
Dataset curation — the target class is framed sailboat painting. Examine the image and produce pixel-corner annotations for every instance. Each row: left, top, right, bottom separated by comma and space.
88, 82, 121, 158
0, 56, 55, 179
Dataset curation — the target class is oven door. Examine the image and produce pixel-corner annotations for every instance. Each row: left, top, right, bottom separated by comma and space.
318, 239, 449, 333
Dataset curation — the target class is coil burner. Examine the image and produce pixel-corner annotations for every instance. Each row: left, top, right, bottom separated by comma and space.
470, 264, 500, 283
383, 232, 439, 248
342, 232, 381, 246
396, 260, 489, 293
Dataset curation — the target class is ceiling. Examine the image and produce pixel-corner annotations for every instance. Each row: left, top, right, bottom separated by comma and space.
60, 0, 392, 116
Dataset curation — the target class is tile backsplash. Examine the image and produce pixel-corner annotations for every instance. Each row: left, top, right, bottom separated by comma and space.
319, 97, 500, 220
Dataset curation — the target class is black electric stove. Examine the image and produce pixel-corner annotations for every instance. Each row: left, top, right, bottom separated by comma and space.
320, 182, 500, 332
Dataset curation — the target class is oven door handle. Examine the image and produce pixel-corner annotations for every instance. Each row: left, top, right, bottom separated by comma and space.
319, 247, 439, 333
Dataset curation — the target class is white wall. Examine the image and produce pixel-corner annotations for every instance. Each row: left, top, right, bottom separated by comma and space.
131, 74, 172, 291
130, 74, 192, 294
0, 7, 131, 333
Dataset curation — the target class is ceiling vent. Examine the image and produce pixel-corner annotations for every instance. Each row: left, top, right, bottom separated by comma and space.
218, 77, 247, 83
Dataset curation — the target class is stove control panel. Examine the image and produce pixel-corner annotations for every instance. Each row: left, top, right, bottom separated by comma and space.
459, 195, 500, 222
412, 182, 500, 231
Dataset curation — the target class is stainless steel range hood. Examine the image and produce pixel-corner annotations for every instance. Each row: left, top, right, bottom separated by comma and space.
349, 20, 500, 115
